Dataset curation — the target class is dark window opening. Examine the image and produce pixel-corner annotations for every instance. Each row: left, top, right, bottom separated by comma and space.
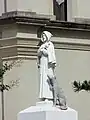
53, 0, 67, 21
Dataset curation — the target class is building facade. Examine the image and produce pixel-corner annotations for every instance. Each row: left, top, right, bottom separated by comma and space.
0, 1, 90, 120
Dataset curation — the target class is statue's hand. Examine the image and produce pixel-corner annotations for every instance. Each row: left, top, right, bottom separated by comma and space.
37, 64, 40, 68
41, 48, 48, 56
49, 85, 53, 91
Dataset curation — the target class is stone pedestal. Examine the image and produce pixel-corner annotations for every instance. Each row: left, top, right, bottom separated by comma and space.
18, 101, 78, 120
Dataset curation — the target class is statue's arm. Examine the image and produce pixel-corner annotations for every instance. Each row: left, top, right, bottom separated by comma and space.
42, 48, 48, 56
37, 48, 42, 68
37, 57, 40, 68
38, 47, 48, 56
37, 48, 42, 57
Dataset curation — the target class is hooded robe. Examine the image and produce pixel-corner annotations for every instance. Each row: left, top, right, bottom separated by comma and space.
37, 31, 56, 99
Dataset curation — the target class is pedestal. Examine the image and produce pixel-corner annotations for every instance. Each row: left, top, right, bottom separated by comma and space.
17, 101, 78, 120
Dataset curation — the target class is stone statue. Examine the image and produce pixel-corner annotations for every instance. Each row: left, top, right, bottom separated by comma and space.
37, 31, 56, 100
37, 31, 67, 110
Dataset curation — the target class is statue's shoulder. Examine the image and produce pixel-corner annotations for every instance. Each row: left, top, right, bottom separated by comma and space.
48, 42, 54, 49
48, 41, 54, 46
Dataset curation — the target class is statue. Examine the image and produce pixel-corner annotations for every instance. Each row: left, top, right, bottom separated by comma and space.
37, 31, 55, 100
37, 31, 67, 110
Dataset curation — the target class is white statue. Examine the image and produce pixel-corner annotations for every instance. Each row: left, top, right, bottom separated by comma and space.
37, 31, 67, 110
37, 31, 56, 100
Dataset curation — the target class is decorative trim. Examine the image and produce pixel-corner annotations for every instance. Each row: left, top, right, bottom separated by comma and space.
1, 36, 90, 60
0, 11, 90, 32
2, 55, 37, 61
54, 42, 90, 51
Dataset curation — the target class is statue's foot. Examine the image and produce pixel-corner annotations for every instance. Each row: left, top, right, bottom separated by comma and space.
60, 106, 68, 110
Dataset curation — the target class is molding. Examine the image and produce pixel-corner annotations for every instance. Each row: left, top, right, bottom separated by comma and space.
54, 42, 90, 51
1, 11, 56, 20
0, 36, 90, 60
0, 11, 90, 32
0, 37, 39, 60
2, 55, 37, 61
0, 11, 90, 60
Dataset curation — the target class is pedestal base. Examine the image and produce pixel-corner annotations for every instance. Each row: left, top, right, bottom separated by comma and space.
18, 101, 78, 120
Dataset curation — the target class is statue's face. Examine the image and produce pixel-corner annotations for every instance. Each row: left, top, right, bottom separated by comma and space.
41, 33, 47, 42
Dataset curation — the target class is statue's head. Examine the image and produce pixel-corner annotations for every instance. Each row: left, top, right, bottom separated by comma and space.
41, 31, 53, 43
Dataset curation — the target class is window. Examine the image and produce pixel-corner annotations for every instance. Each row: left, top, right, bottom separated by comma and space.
53, 0, 67, 21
